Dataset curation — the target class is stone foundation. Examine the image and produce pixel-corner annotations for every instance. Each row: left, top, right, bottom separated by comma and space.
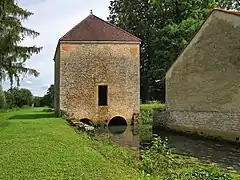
153, 108, 240, 143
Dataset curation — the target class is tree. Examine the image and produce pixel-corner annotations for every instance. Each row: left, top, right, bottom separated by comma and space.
19, 88, 33, 106
218, 0, 240, 10
42, 85, 54, 108
108, 0, 216, 102
0, 86, 6, 109
108, 0, 163, 102
0, 0, 42, 88
4, 87, 33, 108
32, 96, 43, 107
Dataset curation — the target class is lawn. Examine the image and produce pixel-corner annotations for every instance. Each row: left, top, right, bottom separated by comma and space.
1, 107, 239, 180
0, 108, 144, 180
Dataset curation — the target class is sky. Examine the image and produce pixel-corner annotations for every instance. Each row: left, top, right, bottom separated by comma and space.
3, 0, 110, 96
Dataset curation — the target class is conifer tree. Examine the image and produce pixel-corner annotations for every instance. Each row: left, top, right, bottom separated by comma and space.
0, 0, 42, 88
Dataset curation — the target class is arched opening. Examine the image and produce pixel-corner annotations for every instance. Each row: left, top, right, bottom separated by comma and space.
80, 118, 93, 126
108, 116, 127, 134
108, 116, 127, 126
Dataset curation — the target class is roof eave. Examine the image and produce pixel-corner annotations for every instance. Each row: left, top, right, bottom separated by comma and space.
59, 40, 141, 44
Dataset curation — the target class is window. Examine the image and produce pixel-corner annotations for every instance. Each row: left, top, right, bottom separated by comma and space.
98, 85, 108, 106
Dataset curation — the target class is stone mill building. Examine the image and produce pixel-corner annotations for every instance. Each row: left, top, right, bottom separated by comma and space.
53, 13, 141, 126
154, 8, 240, 143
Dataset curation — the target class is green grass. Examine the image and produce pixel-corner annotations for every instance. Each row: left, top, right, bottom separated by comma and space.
1, 107, 239, 180
140, 103, 165, 125
0, 108, 144, 180
140, 103, 165, 110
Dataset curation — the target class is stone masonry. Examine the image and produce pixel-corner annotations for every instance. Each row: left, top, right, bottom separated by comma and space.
54, 14, 141, 125
58, 43, 140, 125
153, 9, 240, 143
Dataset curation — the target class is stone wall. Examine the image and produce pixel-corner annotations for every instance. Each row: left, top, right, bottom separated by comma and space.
55, 42, 140, 125
153, 108, 240, 143
54, 45, 60, 116
166, 11, 240, 112
160, 11, 240, 143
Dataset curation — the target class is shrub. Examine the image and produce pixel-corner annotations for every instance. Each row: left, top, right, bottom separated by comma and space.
140, 135, 234, 179
22, 105, 30, 109
140, 134, 173, 178
140, 107, 153, 124
140, 103, 164, 124
171, 168, 234, 180
42, 108, 54, 112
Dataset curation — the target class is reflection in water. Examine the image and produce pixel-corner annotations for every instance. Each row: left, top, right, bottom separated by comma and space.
158, 131, 240, 171
95, 124, 240, 172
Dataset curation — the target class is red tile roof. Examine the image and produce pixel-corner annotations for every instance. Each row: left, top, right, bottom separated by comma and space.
60, 14, 141, 42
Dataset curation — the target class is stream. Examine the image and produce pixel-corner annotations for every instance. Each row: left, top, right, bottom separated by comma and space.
94, 124, 240, 172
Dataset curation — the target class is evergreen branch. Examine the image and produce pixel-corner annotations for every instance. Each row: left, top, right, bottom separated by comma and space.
0, 0, 33, 19
21, 27, 40, 38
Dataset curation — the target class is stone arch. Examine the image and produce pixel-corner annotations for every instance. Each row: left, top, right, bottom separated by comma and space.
108, 116, 128, 126
108, 116, 128, 134
80, 118, 93, 125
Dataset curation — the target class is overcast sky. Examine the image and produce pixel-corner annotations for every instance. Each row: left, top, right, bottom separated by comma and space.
3, 0, 110, 96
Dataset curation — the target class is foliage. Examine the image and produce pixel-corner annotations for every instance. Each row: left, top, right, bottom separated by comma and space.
140, 102, 164, 124
42, 84, 54, 108
108, 0, 217, 103
140, 135, 173, 178
32, 96, 44, 107
218, 0, 240, 10
4, 87, 33, 108
0, 85, 6, 109
108, 0, 239, 103
0, 0, 42, 88
171, 168, 234, 180
140, 134, 236, 179
30, 85, 54, 108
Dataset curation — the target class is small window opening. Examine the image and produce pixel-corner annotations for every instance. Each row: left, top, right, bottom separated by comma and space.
98, 85, 108, 106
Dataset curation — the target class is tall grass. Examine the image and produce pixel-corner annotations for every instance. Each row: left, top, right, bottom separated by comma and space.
140, 101, 165, 125
140, 135, 237, 179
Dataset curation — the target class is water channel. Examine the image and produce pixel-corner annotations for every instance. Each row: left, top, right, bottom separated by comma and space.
94, 124, 240, 172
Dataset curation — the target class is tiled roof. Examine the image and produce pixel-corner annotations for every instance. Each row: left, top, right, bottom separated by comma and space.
60, 14, 141, 42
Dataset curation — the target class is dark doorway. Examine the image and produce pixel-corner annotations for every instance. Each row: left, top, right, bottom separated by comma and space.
98, 85, 108, 106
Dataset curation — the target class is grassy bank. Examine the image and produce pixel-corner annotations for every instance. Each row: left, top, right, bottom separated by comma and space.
0, 107, 239, 179
139, 103, 239, 179
140, 102, 165, 124
0, 108, 144, 180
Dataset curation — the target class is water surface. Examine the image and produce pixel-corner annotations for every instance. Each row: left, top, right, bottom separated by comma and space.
94, 124, 240, 172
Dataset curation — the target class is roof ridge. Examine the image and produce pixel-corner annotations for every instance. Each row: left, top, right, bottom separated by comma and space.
213, 8, 240, 16
91, 15, 141, 42
60, 14, 92, 41
60, 14, 141, 42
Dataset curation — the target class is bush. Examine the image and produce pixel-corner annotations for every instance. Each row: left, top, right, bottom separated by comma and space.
171, 168, 234, 180
4, 87, 33, 108
140, 135, 173, 178
140, 106, 153, 124
140, 135, 235, 179
140, 103, 164, 124
22, 105, 30, 109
